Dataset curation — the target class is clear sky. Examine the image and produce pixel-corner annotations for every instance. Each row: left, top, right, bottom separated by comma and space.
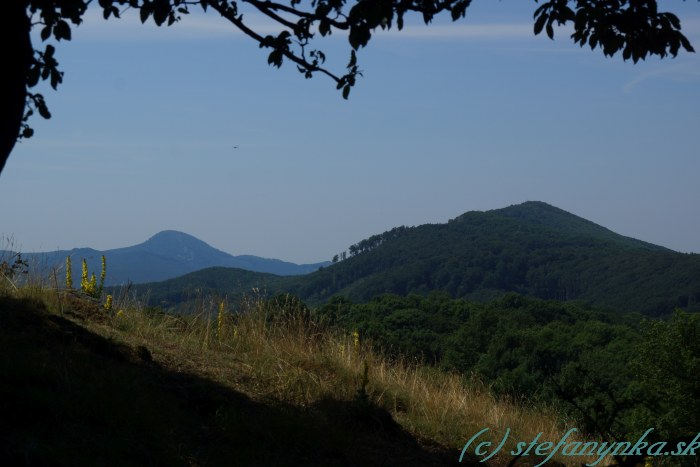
1, 1, 699, 263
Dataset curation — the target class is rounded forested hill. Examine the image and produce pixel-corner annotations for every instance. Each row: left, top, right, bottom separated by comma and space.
285, 202, 700, 315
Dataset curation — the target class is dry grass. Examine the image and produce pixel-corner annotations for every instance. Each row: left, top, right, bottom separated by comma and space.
103, 291, 603, 466
3, 278, 609, 466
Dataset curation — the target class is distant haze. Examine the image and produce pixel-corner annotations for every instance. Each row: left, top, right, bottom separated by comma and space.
4, 231, 330, 286
1, 2, 698, 260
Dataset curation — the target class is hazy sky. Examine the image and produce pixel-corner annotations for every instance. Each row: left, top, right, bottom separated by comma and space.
2, 1, 699, 263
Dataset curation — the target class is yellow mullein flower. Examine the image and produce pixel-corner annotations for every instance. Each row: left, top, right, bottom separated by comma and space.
78, 258, 102, 298
81, 259, 89, 292
104, 294, 113, 312
65, 256, 72, 289
98, 255, 107, 296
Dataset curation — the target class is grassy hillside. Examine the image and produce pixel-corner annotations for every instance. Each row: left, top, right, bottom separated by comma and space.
131, 202, 700, 315
0, 283, 599, 467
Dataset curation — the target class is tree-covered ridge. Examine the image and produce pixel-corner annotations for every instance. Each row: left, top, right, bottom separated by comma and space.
288, 202, 700, 314
124, 267, 284, 310
486, 201, 669, 251
131, 202, 700, 315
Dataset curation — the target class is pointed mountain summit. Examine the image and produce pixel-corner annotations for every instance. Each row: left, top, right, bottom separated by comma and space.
112, 230, 232, 268
141, 230, 219, 257
11, 231, 329, 286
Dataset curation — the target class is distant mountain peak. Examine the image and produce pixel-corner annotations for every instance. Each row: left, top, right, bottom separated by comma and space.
136, 230, 228, 264
145, 230, 205, 244
133, 201, 698, 315
13, 231, 329, 286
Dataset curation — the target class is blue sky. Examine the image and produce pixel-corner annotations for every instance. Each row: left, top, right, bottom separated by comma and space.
2, 1, 699, 263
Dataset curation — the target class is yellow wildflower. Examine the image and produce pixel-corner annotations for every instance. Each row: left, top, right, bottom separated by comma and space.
104, 294, 113, 312
65, 256, 72, 289
98, 255, 107, 296
80, 259, 89, 293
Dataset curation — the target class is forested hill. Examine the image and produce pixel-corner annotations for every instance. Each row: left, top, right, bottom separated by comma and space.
486, 201, 669, 252
286, 201, 699, 314
136, 202, 700, 315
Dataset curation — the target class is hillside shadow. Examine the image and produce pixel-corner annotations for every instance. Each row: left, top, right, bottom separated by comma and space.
0, 295, 470, 466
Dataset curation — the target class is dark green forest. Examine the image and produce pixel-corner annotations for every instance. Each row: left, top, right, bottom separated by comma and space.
289, 202, 700, 315
313, 292, 700, 466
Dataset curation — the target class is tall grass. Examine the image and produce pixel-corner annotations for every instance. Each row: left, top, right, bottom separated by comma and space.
103, 290, 602, 465
2, 278, 606, 466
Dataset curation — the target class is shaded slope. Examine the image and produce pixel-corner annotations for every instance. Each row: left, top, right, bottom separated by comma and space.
0, 295, 461, 466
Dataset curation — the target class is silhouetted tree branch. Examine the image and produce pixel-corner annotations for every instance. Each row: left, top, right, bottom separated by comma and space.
0, 0, 696, 175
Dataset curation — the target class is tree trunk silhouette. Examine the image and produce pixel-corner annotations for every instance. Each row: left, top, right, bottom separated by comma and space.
1, 1, 31, 175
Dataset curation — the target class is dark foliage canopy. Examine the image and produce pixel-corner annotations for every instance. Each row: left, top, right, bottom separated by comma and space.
1, 0, 696, 174
316, 292, 700, 467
